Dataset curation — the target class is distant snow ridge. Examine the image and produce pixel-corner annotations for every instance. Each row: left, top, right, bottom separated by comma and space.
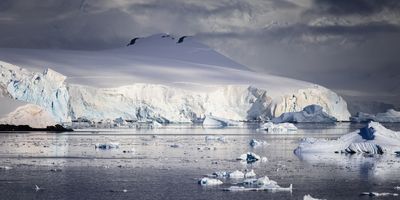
351, 109, 400, 123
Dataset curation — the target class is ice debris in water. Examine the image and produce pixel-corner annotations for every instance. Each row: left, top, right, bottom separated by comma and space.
223, 176, 292, 192
95, 142, 119, 149
395, 186, 400, 190
229, 170, 245, 179
0, 166, 12, 170
304, 194, 326, 200
205, 135, 225, 142
360, 192, 399, 197
249, 139, 268, 147
294, 121, 400, 155
259, 122, 297, 133
198, 177, 223, 186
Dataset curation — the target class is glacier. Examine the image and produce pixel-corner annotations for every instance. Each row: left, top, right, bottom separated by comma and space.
0, 34, 351, 124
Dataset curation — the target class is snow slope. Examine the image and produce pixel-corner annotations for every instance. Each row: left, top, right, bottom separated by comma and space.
0, 34, 350, 123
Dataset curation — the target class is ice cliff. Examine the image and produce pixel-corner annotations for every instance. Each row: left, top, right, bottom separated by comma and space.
0, 34, 351, 124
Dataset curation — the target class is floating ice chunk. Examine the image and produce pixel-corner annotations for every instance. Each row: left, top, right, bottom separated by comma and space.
237, 152, 261, 163
304, 194, 326, 200
212, 171, 229, 178
294, 121, 400, 154
244, 169, 256, 178
395, 186, 400, 190
203, 115, 242, 127
229, 170, 245, 179
261, 157, 268, 162
205, 136, 225, 142
223, 176, 292, 192
198, 177, 223, 186
260, 122, 297, 133
360, 192, 399, 197
95, 142, 119, 149
345, 143, 384, 154
272, 105, 337, 123
249, 139, 268, 147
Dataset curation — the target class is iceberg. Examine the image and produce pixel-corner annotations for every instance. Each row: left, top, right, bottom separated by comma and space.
198, 177, 223, 186
259, 122, 297, 133
351, 109, 400, 123
294, 121, 400, 154
272, 105, 337, 123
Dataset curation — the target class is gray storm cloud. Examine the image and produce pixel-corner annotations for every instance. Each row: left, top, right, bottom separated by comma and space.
0, 0, 399, 110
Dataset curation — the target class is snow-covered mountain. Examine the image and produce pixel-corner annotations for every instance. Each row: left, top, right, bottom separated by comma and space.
0, 34, 350, 124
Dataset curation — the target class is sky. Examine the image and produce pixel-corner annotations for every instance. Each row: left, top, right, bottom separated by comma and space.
0, 0, 399, 109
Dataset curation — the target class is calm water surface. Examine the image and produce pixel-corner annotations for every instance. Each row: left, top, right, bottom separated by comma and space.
0, 123, 400, 200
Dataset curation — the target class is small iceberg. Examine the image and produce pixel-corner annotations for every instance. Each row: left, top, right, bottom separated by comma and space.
95, 142, 119, 149
0, 166, 12, 170
304, 194, 326, 200
249, 139, 268, 147
237, 152, 261, 163
223, 176, 292, 192
272, 105, 336, 123
198, 177, 223, 186
203, 115, 242, 127
211, 171, 229, 178
294, 121, 400, 155
259, 122, 297, 133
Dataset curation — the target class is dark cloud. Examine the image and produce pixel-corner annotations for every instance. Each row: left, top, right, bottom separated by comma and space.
309, 0, 400, 16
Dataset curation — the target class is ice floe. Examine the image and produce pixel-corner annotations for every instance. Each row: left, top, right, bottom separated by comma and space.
244, 169, 256, 178
294, 121, 400, 155
259, 122, 297, 133
223, 175, 292, 192
198, 177, 223, 186
95, 142, 120, 149
272, 105, 337, 123
249, 139, 268, 147
360, 192, 398, 197
304, 194, 326, 200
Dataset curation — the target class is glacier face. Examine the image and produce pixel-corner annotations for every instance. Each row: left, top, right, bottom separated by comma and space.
0, 60, 350, 123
